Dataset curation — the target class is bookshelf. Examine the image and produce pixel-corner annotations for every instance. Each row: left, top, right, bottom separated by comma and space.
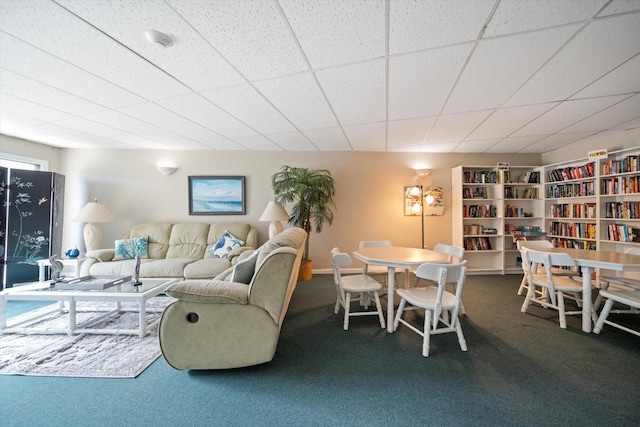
452, 165, 543, 274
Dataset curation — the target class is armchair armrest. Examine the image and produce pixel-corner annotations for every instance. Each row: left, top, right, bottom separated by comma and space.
165, 280, 249, 304
85, 249, 115, 262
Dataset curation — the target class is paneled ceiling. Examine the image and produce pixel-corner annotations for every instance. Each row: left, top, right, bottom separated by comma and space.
1, 0, 639, 153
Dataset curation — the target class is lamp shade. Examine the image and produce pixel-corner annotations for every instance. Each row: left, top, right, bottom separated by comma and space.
259, 201, 289, 222
72, 200, 115, 223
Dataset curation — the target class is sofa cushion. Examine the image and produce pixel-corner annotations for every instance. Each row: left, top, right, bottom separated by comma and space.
128, 223, 173, 259
204, 223, 254, 258
139, 259, 197, 278
166, 280, 249, 304
166, 223, 210, 259
209, 231, 245, 258
230, 249, 259, 284
183, 258, 235, 280
113, 236, 149, 260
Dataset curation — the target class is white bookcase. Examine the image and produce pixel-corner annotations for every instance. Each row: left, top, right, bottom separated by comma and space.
452, 147, 640, 275
452, 165, 543, 274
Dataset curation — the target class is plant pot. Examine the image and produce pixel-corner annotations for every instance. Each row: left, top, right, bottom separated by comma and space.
298, 260, 313, 281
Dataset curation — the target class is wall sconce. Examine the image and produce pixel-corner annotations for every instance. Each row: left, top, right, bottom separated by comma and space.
157, 165, 178, 175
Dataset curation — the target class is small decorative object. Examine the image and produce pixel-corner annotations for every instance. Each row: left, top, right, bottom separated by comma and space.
133, 255, 142, 286
65, 246, 80, 258
49, 254, 65, 283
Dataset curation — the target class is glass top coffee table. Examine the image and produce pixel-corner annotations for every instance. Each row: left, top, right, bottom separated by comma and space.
0, 278, 178, 337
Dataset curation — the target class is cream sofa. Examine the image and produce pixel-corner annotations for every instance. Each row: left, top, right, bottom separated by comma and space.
80, 222, 258, 280
158, 227, 306, 370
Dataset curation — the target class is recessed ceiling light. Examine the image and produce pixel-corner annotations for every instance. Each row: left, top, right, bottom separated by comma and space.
145, 30, 172, 48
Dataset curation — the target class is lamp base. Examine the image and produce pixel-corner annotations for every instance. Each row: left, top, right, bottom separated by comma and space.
268, 221, 284, 239
83, 222, 104, 253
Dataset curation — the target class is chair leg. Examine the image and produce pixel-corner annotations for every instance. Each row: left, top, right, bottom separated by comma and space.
521, 292, 532, 313
334, 296, 340, 315
373, 291, 385, 329
455, 323, 467, 352
343, 292, 351, 331
557, 291, 567, 329
593, 282, 610, 311
393, 299, 407, 331
422, 310, 432, 357
594, 298, 614, 334
517, 275, 528, 296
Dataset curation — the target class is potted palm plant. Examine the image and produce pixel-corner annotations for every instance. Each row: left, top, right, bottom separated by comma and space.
270, 165, 336, 281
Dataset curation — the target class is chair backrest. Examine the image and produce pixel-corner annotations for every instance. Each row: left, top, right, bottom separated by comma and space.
517, 240, 554, 273
415, 260, 467, 323
330, 247, 353, 302
358, 240, 392, 249
433, 243, 465, 263
524, 249, 575, 290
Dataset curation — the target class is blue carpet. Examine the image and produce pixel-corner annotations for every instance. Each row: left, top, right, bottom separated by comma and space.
1, 274, 639, 426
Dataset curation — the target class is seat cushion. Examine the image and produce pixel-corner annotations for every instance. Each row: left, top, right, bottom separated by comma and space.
165, 280, 249, 304
183, 258, 234, 280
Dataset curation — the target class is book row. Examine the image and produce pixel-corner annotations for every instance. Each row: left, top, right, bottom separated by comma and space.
547, 221, 597, 240
602, 201, 640, 219
463, 205, 498, 218
547, 203, 596, 219
601, 155, 640, 175
546, 162, 595, 182
545, 182, 595, 198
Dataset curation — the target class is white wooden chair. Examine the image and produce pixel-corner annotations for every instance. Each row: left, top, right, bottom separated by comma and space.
595, 247, 640, 311
516, 239, 576, 296
358, 240, 392, 283
593, 287, 640, 337
330, 248, 385, 331
521, 249, 593, 329
393, 261, 468, 357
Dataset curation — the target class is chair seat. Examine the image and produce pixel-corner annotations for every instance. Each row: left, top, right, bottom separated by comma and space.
598, 288, 640, 308
395, 286, 456, 311
531, 273, 584, 292
341, 274, 383, 293
599, 274, 640, 290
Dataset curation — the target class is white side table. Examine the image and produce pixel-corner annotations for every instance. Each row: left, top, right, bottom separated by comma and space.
36, 258, 85, 282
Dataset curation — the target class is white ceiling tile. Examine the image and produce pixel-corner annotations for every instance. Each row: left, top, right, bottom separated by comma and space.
519, 131, 598, 153
0, 69, 106, 116
389, 0, 494, 54
428, 111, 492, 142
387, 117, 436, 148
487, 135, 547, 153
267, 131, 318, 151
82, 109, 206, 149
168, 0, 307, 80
572, 54, 640, 98
561, 94, 640, 133
157, 94, 258, 138
303, 127, 351, 151
613, 116, 640, 129
279, 0, 385, 68
0, 119, 97, 148
469, 103, 558, 140
421, 141, 460, 153
389, 44, 471, 120
233, 135, 281, 151
316, 59, 386, 126
52, 117, 167, 149
57, 0, 246, 92
506, 13, 640, 106
199, 139, 247, 151
484, 0, 606, 37
0, 0, 190, 100
454, 139, 503, 153
30, 122, 136, 149
513, 96, 630, 137
0, 33, 145, 109
599, 0, 640, 16
201, 84, 295, 134
254, 73, 338, 130
445, 25, 580, 113
117, 103, 226, 143
0, 94, 73, 122
343, 122, 387, 151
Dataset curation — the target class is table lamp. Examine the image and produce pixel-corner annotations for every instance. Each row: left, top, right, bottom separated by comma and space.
72, 199, 115, 252
259, 201, 289, 239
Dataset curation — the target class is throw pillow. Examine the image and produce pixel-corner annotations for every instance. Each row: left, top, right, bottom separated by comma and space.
209, 231, 245, 258
230, 250, 259, 284
113, 236, 149, 260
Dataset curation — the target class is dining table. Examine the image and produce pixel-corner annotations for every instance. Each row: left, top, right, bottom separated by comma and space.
544, 247, 640, 333
352, 246, 450, 333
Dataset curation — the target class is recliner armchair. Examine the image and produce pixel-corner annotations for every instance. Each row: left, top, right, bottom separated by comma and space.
158, 227, 307, 370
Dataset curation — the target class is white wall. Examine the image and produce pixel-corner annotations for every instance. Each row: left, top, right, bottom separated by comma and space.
3, 130, 637, 271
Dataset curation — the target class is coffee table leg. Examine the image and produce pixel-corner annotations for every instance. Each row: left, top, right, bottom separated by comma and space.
139, 301, 146, 337
68, 299, 76, 335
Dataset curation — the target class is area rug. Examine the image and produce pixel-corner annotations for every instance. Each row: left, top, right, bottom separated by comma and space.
0, 297, 173, 378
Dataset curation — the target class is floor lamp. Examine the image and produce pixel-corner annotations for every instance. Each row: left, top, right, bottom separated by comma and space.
72, 199, 115, 253
409, 185, 425, 249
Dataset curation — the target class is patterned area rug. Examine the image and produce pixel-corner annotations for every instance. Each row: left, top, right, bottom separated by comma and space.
0, 298, 173, 378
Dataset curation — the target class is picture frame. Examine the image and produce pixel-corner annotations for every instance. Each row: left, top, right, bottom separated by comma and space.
188, 176, 246, 215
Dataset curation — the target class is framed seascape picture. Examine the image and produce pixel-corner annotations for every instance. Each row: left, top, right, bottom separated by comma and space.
188, 176, 246, 215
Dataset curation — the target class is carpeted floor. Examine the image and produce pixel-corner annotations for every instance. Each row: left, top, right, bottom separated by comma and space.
1, 273, 638, 426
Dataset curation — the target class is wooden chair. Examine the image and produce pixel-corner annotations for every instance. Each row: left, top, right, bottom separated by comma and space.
393, 261, 468, 357
330, 248, 385, 331
516, 239, 576, 296
593, 287, 640, 337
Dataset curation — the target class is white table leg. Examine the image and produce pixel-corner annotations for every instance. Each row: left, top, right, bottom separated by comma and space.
68, 300, 76, 336
138, 300, 146, 337
387, 267, 396, 333
582, 266, 593, 333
